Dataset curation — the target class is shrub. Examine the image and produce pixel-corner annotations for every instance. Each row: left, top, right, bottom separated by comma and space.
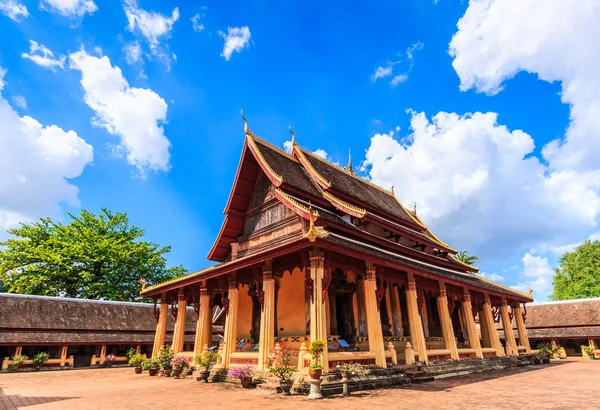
228, 365, 255, 380
142, 358, 160, 371
126, 348, 136, 360
8, 355, 28, 371
170, 355, 191, 372
32, 352, 50, 369
194, 351, 220, 371
582, 345, 596, 358
128, 353, 147, 368
157, 345, 175, 370
309, 340, 325, 369
336, 362, 370, 377
265, 348, 297, 381
105, 354, 117, 364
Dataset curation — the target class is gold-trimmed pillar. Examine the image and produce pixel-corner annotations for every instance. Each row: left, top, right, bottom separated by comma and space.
479, 305, 491, 348
500, 298, 518, 356
309, 249, 329, 372
364, 262, 386, 367
152, 294, 169, 358
482, 296, 504, 356
461, 289, 483, 358
194, 283, 212, 357
171, 289, 187, 354
419, 290, 430, 338
438, 283, 459, 360
514, 305, 531, 353
258, 261, 275, 371
391, 285, 403, 337
406, 272, 428, 364
222, 273, 239, 367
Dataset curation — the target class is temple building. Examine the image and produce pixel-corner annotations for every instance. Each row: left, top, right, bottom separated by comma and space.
141, 115, 534, 372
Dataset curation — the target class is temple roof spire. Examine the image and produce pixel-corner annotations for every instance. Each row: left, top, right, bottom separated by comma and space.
289, 126, 295, 146
413, 201, 417, 215
241, 109, 253, 137
348, 148, 353, 174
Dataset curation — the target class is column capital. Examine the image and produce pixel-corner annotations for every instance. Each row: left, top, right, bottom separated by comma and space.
308, 247, 324, 265
501, 298, 508, 306
199, 287, 208, 297
262, 260, 273, 280
177, 289, 186, 301
439, 282, 447, 297
484, 294, 491, 304
365, 261, 376, 281
462, 288, 471, 302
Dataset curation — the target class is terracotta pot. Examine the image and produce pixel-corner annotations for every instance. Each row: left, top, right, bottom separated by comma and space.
280, 379, 292, 396
240, 377, 252, 388
149, 368, 158, 376
198, 370, 210, 383
135, 367, 143, 374
308, 368, 322, 379
173, 368, 182, 379
164, 368, 172, 377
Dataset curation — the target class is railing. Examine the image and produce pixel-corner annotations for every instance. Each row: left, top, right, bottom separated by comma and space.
2, 356, 74, 370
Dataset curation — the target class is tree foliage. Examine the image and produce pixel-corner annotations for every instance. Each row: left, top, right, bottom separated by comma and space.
0, 208, 186, 301
551, 239, 600, 301
457, 250, 479, 265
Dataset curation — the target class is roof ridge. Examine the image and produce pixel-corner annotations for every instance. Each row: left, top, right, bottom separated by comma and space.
473, 274, 533, 301
246, 135, 283, 185
251, 134, 298, 162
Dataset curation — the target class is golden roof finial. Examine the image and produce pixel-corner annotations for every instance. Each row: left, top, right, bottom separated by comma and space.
304, 201, 329, 242
348, 148, 353, 174
413, 201, 417, 215
289, 126, 295, 146
139, 276, 147, 294
391, 185, 395, 195
241, 109, 252, 136
528, 288, 533, 296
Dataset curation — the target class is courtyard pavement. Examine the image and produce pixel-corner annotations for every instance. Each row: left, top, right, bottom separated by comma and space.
1, 359, 599, 409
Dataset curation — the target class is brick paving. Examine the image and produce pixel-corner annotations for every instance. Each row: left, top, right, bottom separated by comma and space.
1, 360, 599, 409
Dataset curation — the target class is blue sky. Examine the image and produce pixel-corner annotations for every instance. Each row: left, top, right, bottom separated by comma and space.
1, 0, 599, 301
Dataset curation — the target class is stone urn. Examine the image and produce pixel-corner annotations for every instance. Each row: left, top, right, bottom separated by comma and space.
308, 368, 322, 379
198, 370, 210, 383
280, 379, 293, 396
173, 368, 182, 378
164, 367, 172, 377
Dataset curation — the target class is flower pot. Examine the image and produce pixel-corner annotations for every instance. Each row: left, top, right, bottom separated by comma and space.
542, 357, 550, 364
164, 368, 172, 377
173, 369, 182, 379
149, 368, 158, 376
135, 367, 143, 374
280, 379, 293, 396
309, 368, 322, 379
240, 377, 252, 388
533, 357, 541, 365
198, 370, 210, 383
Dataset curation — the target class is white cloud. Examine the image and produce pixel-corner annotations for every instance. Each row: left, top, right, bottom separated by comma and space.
123, 41, 142, 64
218, 26, 251, 61
363, 110, 600, 261
40, 0, 97, 17
480, 272, 505, 282
283, 140, 329, 161
0, 67, 93, 236
313, 149, 328, 159
124, 0, 179, 52
0, 0, 29, 21
21, 40, 66, 71
191, 12, 204, 32
12, 95, 26, 109
371, 42, 423, 86
513, 253, 555, 300
69, 49, 171, 174
283, 140, 293, 154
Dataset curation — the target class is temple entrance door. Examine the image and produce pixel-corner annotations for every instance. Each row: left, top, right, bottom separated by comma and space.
334, 293, 354, 340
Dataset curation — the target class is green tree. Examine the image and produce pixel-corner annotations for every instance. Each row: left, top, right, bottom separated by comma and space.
457, 250, 479, 265
551, 239, 600, 301
0, 208, 186, 301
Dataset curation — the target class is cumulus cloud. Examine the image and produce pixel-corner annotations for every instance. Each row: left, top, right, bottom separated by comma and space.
191, 12, 204, 32
21, 40, 66, 71
12, 95, 26, 109
0, 67, 93, 236
124, 0, 179, 52
69, 49, 171, 174
371, 42, 423, 86
283, 140, 329, 161
0, 0, 29, 21
218, 26, 251, 61
40, 0, 97, 17
513, 253, 555, 299
480, 272, 505, 282
363, 110, 600, 261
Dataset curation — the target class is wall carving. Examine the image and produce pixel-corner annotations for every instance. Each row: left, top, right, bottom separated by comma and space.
244, 202, 295, 236
239, 221, 302, 252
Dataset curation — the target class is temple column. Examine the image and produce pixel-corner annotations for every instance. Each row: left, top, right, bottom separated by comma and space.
438, 283, 459, 360
461, 289, 483, 358
500, 299, 518, 356
194, 283, 212, 356
258, 261, 275, 371
222, 273, 239, 367
419, 290, 430, 338
364, 262, 386, 367
483, 296, 504, 356
479, 306, 491, 348
513, 305, 531, 353
391, 285, 403, 337
152, 294, 169, 358
406, 272, 428, 364
309, 249, 329, 372
171, 289, 187, 354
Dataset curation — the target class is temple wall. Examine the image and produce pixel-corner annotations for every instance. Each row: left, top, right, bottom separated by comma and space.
236, 284, 252, 339
277, 267, 306, 337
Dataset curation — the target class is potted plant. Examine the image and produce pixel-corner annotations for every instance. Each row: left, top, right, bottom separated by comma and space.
336, 362, 369, 397
8, 354, 28, 372
128, 353, 147, 374
582, 345, 596, 359
157, 345, 174, 376
142, 358, 160, 376
265, 348, 297, 395
126, 348, 136, 361
228, 365, 255, 388
308, 340, 325, 379
194, 350, 220, 383
32, 352, 50, 371
170, 355, 191, 379
536, 344, 558, 364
